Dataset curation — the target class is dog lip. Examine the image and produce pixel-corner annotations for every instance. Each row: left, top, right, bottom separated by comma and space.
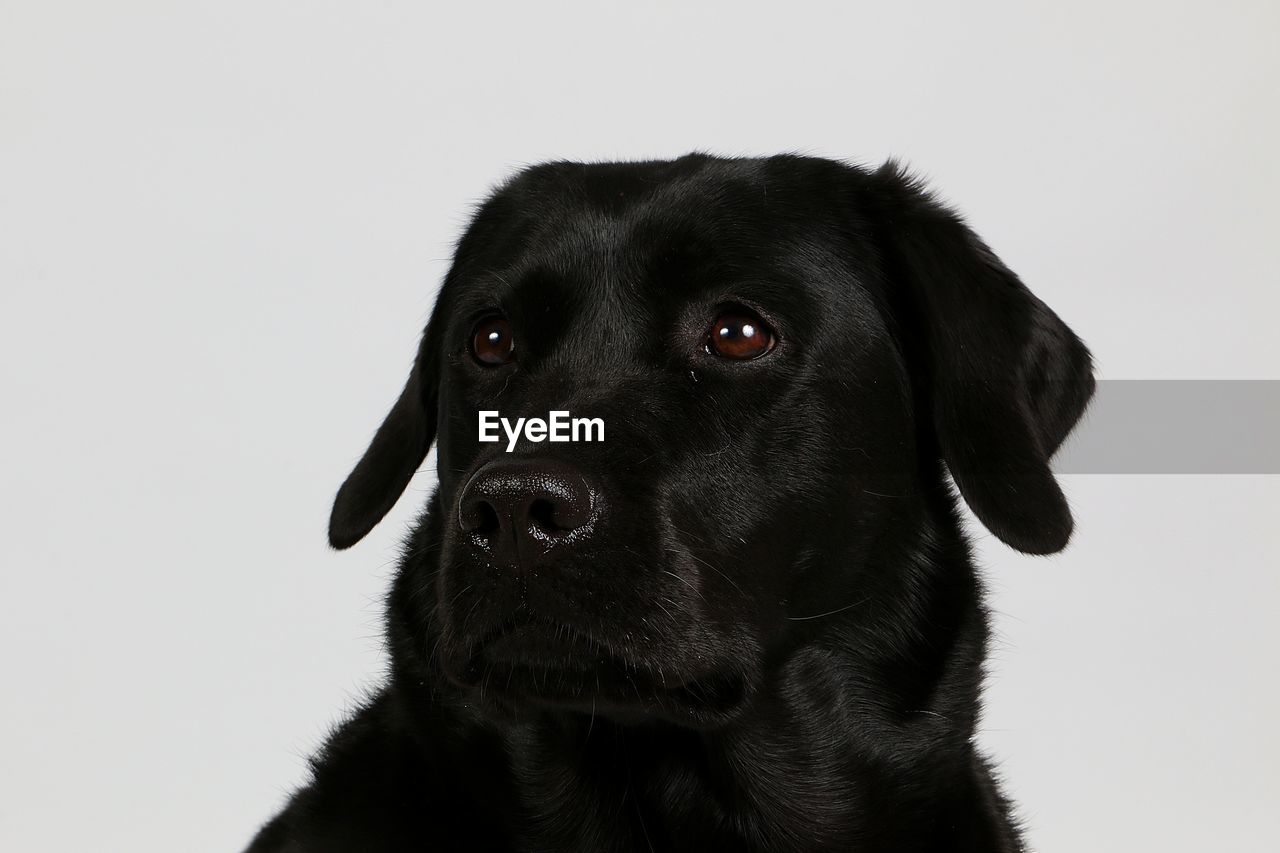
475, 615, 609, 669
455, 615, 750, 718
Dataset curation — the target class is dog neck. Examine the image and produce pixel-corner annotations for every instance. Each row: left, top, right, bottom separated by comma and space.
485, 614, 992, 851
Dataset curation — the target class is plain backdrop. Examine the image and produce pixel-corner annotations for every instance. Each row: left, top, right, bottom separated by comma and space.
2, 2, 1277, 850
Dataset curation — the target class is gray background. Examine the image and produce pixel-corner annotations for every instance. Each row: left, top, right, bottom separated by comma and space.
2, 1, 1277, 850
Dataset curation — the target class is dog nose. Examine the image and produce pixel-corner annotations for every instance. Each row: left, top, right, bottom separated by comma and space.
458, 460, 597, 566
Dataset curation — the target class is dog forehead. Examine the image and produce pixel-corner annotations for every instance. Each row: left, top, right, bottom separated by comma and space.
473, 160, 840, 297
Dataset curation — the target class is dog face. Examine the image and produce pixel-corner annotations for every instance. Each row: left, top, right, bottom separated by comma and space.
327, 155, 1093, 726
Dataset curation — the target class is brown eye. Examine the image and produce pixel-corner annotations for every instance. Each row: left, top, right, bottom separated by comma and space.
470, 317, 515, 366
705, 311, 776, 360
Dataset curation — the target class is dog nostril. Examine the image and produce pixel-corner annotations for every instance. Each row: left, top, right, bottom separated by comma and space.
469, 500, 501, 540
528, 498, 561, 534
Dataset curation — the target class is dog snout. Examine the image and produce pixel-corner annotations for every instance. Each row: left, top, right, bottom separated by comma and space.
458, 459, 598, 567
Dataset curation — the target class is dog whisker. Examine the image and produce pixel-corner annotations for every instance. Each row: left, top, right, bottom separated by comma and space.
786, 597, 869, 622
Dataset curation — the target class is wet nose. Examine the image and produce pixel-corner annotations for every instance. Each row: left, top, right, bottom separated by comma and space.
458, 459, 597, 567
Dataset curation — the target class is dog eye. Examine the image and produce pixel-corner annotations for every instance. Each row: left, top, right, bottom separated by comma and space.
705, 311, 776, 360
470, 317, 515, 366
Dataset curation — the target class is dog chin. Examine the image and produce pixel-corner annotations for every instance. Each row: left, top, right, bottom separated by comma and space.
441, 617, 755, 727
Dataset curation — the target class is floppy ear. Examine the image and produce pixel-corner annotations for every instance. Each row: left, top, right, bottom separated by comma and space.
865, 161, 1095, 554
327, 322, 440, 550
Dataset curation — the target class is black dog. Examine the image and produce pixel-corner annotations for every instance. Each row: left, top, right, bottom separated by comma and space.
246, 154, 1093, 852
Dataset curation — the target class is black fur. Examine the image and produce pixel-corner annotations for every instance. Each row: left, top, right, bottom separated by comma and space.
247, 154, 1094, 852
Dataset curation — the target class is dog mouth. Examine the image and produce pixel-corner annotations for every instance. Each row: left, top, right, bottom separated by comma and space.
448, 615, 749, 722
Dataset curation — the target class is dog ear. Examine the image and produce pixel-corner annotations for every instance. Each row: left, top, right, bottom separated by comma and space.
327, 319, 441, 550
864, 161, 1095, 554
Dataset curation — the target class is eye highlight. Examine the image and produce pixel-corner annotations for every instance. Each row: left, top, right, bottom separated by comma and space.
470, 316, 515, 366
704, 310, 776, 360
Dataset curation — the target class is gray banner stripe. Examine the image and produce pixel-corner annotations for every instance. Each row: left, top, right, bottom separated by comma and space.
1053, 381, 1280, 474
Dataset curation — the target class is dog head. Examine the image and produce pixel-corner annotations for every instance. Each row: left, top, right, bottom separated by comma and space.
326, 155, 1093, 726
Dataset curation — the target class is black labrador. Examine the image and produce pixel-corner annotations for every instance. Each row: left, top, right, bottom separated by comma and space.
246, 154, 1094, 852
